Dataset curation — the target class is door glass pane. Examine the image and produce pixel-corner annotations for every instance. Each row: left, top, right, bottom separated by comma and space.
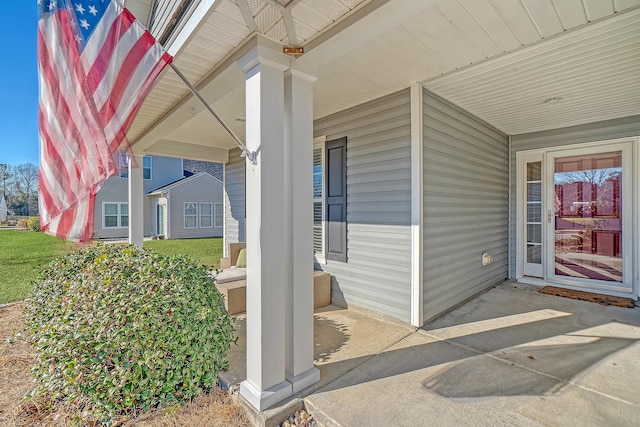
554, 152, 622, 282
527, 244, 541, 264
527, 182, 541, 201
527, 162, 541, 181
525, 161, 542, 272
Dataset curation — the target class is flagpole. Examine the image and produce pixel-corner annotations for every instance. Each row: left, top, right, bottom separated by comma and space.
169, 63, 256, 165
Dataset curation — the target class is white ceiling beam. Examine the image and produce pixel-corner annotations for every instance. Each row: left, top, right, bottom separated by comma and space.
237, 0, 258, 32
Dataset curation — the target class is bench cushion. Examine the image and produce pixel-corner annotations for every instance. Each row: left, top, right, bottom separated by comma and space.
214, 267, 247, 284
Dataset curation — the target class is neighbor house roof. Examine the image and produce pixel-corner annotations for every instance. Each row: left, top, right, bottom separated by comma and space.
147, 171, 222, 195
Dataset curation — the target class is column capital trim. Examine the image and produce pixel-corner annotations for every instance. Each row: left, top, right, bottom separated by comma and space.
238, 37, 291, 74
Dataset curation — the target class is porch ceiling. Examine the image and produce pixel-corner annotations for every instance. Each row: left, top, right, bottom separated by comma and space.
128, 0, 640, 157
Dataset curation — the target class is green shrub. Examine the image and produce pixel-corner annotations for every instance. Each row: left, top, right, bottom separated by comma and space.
28, 216, 41, 231
17, 218, 28, 228
24, 244, 236, 423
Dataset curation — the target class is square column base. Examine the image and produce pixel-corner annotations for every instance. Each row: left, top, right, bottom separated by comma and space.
286, 367, 320, 394
240, 379, 293, 411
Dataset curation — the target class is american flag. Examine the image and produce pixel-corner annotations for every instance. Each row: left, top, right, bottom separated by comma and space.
38, 0, 172, 241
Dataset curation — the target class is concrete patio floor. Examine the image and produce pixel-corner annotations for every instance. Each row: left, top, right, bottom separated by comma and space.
219, 281, 640, 426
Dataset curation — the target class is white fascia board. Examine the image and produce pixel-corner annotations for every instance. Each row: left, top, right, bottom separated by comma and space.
144, 140, 230, 163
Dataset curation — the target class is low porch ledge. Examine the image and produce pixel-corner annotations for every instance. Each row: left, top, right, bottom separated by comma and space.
215, 270, 331, 315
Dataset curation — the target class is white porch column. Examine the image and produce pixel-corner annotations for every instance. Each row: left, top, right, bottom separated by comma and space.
128, 154, 144, 247
284, 66, 320, 393
238, 42, 293, 411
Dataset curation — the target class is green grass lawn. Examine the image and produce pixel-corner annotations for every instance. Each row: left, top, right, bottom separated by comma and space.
0, 230, 78, 304
0, 232, 223, 304
143, 237, 223, 269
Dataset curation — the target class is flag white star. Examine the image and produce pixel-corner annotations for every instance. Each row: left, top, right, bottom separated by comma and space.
80, 19, 90, 29
88, 5, 98, 16
75, 3, 85, 14
37, 0, 42, 5
74, 34, 83, 43
48, 1, 57, 10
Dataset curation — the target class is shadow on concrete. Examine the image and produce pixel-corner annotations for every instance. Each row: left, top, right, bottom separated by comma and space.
313, 284, 640, 403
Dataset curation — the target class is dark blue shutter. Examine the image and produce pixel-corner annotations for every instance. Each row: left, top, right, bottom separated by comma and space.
326, 137, 347, 262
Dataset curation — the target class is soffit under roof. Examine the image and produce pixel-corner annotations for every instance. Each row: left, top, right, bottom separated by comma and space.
128, 0, 640, 154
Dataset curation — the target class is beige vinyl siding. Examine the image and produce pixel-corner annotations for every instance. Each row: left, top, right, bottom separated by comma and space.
314, 89, 412, 322
167, 173, 224, 239
508, 114, 640, 277
423, 89, 509, 321
224, 149, 246, 249
94, 156, 184, 239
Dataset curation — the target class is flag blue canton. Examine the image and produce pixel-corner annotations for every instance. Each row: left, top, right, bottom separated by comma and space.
38, 0, 111, 51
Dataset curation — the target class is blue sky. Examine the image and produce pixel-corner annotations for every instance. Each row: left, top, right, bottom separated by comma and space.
1, 3, 39, 166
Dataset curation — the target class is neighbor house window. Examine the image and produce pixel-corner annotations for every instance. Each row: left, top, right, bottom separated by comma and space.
214, 202, 223, 228
143, 156, 152, 180
200, 203, 213, 228
119, 154, 152, 180
184, 202, 197, 228
119, 152, 128, 178
103, 202, 128, 228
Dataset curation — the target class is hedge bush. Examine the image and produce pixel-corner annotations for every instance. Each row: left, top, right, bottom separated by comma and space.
28, 216, 41, 231
24, 244, 236, 423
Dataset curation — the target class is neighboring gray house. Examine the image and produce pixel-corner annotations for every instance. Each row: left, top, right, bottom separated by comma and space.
148, 172, 224, 239
122, 0, 640, 411
93, 155, 223, 239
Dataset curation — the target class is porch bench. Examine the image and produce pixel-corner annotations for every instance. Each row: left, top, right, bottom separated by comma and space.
214, 270, 332, 315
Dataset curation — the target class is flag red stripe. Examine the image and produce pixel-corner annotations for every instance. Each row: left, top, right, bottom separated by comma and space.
98, 32, 156, 126
108, 51, 172, 151
86, 11, 135, 94
38, 109, 75, 208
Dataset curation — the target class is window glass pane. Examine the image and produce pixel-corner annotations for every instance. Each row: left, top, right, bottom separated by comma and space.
105, 204, 117, 215
527, 224, 541, 244
313, 202, 322, 253
200, 216, 212, 227
527, 162, 541, 181
143, 168, 151, 180
143, 157, 151, 168
185, 203, 197, 215
313, 147, 322, 199
104, 216, 117, 227
200, 203, 212, 214
185, 216, 197, 228
214, 203, 223, 227
121, 204, 128, 215
527, 203, 541, 222
121, 215, 128, 227
527, 244, 541, 264
527, 182, 541, 202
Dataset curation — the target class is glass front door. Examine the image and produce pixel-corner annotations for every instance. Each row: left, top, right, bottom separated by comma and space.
546, 142, 632, 292
553, 152, 622, 282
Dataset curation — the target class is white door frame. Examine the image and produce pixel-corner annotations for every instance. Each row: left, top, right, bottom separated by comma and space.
516, 137, 639, 299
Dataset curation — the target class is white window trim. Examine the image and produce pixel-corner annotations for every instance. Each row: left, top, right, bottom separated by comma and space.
200, 202, 213, 229
102, 202, 128, 229
184, 202, 198, 229
214, 202, 223, 228
313, 136, 327, 264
